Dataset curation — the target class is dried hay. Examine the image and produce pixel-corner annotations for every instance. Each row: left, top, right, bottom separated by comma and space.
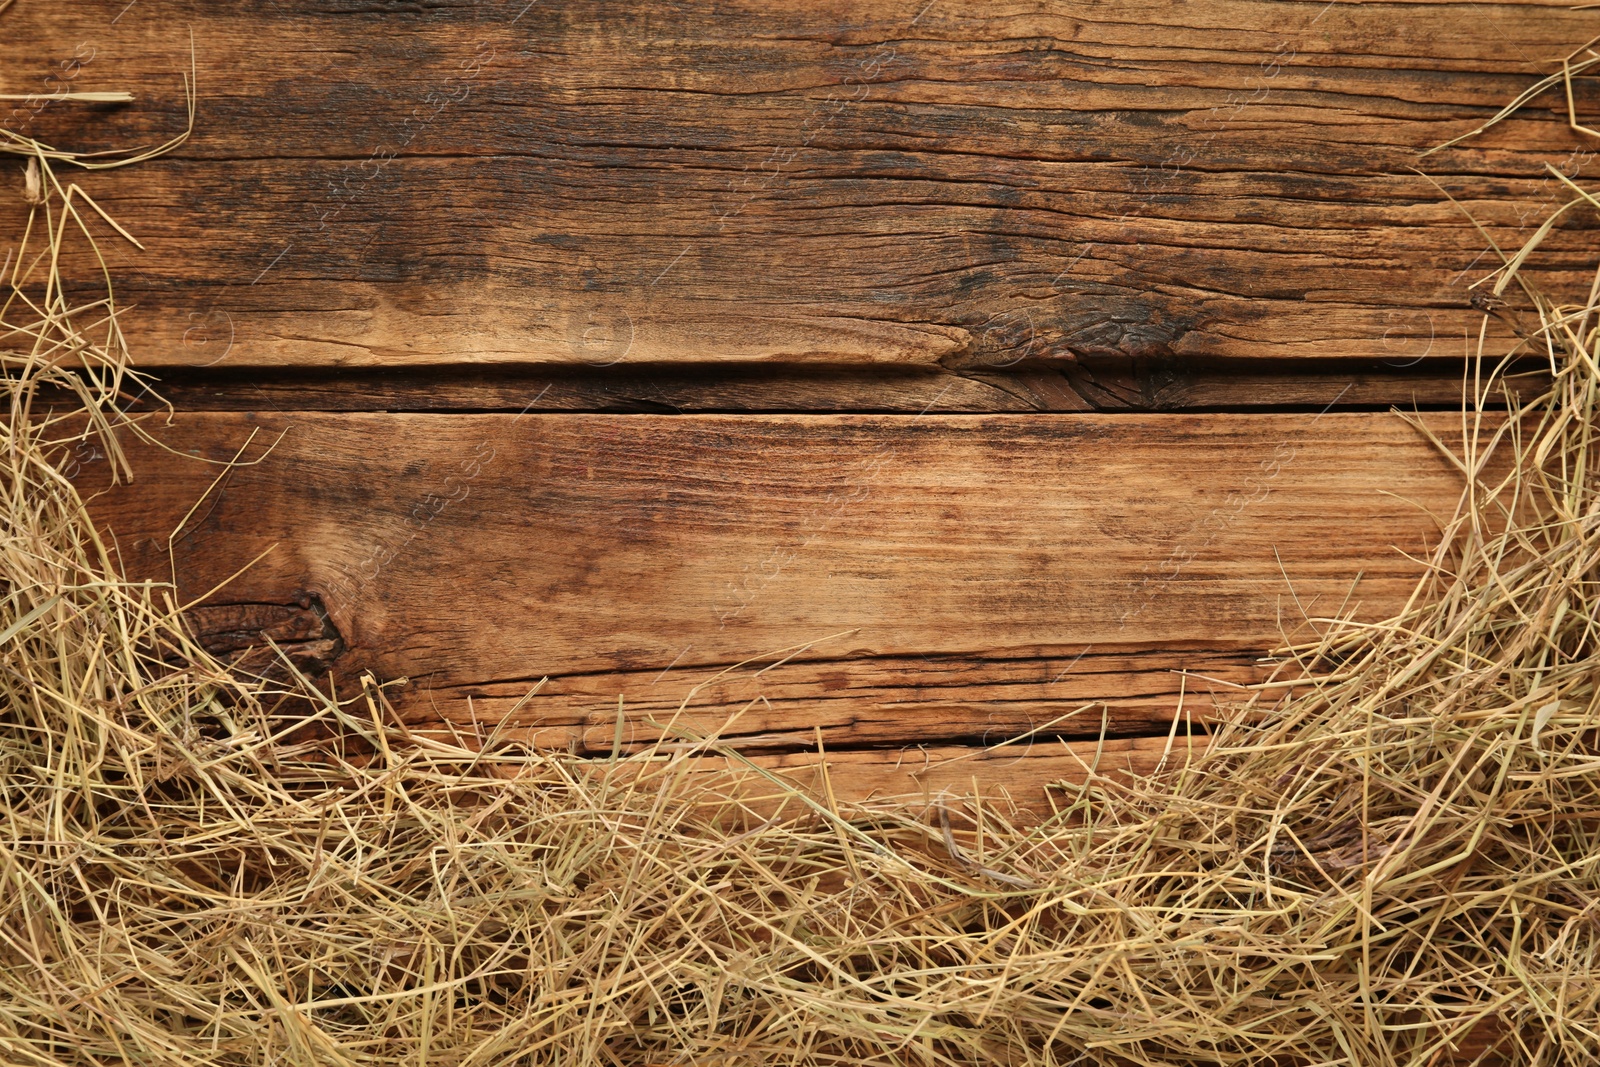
2, 32, 1599, 1067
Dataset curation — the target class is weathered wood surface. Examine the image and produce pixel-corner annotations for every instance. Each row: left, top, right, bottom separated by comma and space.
4, 0, 1596, 371
138, 358, 1549, 414
79, 411, 1468, 766
589, 738, 1192, 813
411, 647, 1253, 755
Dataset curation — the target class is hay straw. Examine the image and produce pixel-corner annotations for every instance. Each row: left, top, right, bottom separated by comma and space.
3, 31, 1600, 1067
1423, 35, 1600, 156
1, 38, 193, 168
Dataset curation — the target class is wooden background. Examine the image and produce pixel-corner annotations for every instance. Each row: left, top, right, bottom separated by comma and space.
7, 0, 1594, 805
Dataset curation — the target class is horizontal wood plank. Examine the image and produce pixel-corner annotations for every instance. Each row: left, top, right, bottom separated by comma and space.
608, 738, 1194, 814
3, 0, 1596, 371
78, 411, 1467, 759
410, 646, 1255, 754
448, 736, 1191, 814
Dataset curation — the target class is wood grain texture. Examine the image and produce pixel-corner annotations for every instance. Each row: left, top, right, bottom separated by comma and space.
78, 410, 1467, 756
606, 737, 1192, 813
133, 358, 1549, 414
411, 647, 1252, 755
3, 0, 1596, 371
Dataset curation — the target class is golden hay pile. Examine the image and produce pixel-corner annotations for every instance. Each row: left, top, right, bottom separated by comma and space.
3, 46, 1600, 1067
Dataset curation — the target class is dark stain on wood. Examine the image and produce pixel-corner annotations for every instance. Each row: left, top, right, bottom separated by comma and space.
3, 0, 1596, 368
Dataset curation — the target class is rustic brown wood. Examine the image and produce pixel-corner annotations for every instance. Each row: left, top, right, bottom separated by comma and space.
446, 735, 1192, 816
79, 410, 1470, 767
617, 737, 1193, 814
3, 0, 1595, 372
126, 357, 1549, 415
139, 366, 1038, 415
1002, 357, 1553, 413
411, 646, 1252, 755
186, 600, 344, 679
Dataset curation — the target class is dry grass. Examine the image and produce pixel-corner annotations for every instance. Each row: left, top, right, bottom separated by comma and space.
3, 35, 1600, 1067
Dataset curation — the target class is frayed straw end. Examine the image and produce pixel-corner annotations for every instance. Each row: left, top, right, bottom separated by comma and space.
21, 156, 42, 205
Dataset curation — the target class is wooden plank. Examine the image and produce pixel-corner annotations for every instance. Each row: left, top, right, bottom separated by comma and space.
409, 646, 1256, 754
624, 738, 1191, 814
4, 0, 1594, 370
448, 738, 1190, 815
78, 411, 1467, 754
